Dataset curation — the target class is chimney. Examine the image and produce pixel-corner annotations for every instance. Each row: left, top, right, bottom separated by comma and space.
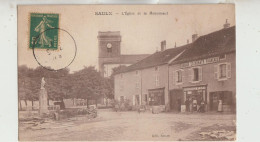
223, 19, 230, 29
161, 40, 166, 51
174, 42, 177, 48
192, 34, 198, 42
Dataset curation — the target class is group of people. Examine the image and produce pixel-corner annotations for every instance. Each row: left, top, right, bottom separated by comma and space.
185, 97, 205, 113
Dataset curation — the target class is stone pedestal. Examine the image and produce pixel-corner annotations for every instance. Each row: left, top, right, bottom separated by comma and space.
39, 88, 48, 115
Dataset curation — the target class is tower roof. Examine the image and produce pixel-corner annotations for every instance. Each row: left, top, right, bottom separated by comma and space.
97, 31, 121, 38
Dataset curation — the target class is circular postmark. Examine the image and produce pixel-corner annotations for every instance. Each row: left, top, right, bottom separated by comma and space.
32, 28, 77, 71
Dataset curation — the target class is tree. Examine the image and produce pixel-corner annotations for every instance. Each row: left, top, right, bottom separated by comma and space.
18, 65, 40, 110
18, 65, 116, 109
110, 65, 127, 77
69, 66, 104, 107
96, 77, 114, 106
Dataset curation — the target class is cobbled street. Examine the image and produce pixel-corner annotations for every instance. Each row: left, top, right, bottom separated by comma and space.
19, 109, 236, 141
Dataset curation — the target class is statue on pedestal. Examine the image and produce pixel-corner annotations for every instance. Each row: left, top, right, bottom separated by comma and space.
40, 77, 45, 89
39, 77, 48, 115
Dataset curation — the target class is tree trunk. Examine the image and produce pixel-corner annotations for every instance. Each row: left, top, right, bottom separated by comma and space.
24, 100, 27, 110
105, 98, 108, 107
24, 100, 27, 106
86, 99, 89, 108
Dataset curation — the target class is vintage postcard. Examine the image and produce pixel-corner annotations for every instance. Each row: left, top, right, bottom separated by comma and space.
18, 4, 236, 141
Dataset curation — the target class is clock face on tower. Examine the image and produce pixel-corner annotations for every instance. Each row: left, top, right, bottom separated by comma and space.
107, 43, 112, 49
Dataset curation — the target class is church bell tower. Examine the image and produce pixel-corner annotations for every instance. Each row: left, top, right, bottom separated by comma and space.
97, 31, 121, 77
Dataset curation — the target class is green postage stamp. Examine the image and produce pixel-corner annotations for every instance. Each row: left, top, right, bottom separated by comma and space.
29, 13, 59, 50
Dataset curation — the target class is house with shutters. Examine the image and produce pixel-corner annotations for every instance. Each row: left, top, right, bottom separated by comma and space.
169, 26, 236, 112
114, 40, 189, 110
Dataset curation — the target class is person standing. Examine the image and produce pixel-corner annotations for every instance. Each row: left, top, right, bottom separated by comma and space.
189, 98, 193, 112
197, 97, 202, 112
200, 100, 205, 113
177, 98, 181, 112
198, 100, 205, 113
193, 98, 197, 112
218, 100, 223, 112
185, 98, 190, 112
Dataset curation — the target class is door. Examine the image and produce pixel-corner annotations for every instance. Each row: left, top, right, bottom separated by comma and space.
210, 92, 219, 111
169, 89, 183, 111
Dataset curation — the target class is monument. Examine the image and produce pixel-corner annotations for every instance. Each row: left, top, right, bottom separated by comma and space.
39, 77, 49, 115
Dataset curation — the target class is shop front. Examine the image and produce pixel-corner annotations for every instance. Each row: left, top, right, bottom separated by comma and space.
209, 91, 233, 112
148, 88, 165, 106
183, 85, 207, 112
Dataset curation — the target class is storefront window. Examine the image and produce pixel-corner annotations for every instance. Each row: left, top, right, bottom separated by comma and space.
148, 90, 165, 106
209, 91, 232, 111
219, 91, 232, 105
183, 86, 207, 106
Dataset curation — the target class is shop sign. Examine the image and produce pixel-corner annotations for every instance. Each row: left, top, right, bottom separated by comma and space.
148, 88, 164, 94
183, 86, 207, 91
180, 56, 219, 68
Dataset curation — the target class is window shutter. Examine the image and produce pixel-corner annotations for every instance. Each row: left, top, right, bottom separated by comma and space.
227, 63, 231, 78
133, 95, 135, 106
199, 67, 202, 81
189, 68, 193, 82
155, 74, 159, 86
214, 65, 218, 79
172, 71, 175, 84
175, 71, 178, 83
182, 70, 185, 82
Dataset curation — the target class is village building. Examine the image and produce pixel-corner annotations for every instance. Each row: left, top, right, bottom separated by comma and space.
169, 26, 236, 112
114, 40, 189, 109
114, 22, 235, 112
98, 31, 150, 77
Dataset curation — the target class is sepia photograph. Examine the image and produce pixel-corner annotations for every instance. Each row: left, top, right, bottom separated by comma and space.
18, 4, 236, 141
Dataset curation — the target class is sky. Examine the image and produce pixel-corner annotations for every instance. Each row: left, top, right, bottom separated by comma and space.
18, 4, 235, 72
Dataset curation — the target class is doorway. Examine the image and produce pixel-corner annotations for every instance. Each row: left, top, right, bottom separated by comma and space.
209, 91, 233, 111
169, 89, 183, 111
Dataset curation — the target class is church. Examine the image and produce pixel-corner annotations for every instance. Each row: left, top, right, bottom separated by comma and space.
97, 31, 150, 77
